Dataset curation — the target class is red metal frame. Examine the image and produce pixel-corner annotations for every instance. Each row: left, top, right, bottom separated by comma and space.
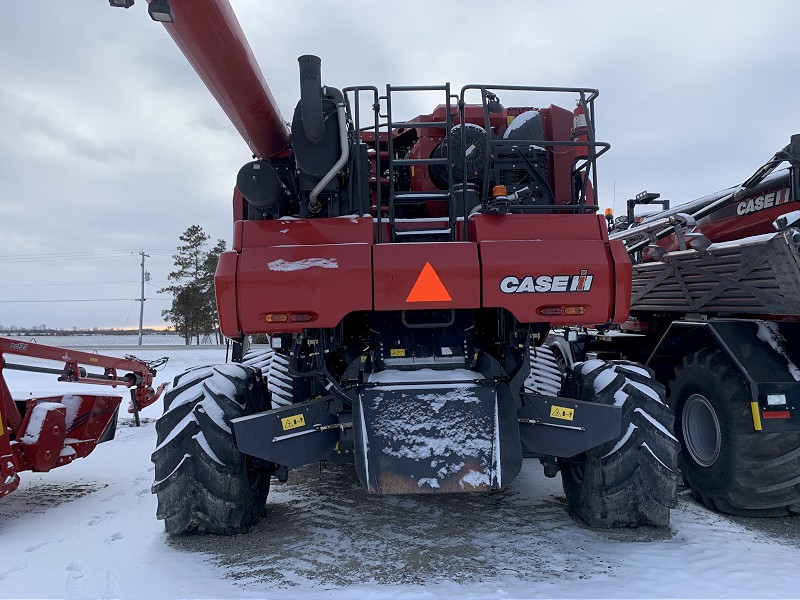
0, 337, 165, 498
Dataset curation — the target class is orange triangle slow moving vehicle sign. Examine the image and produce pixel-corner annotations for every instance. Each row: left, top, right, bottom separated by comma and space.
406, 262, 452, 303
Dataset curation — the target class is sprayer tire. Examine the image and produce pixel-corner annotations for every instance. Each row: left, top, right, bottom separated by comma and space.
670, 348, 800, 516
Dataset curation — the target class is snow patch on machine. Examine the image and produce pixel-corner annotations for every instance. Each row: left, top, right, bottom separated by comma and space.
757, 321, 800, 381
267, 258, 339, 271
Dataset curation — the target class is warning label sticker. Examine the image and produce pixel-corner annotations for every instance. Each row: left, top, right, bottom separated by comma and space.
281, 414, 306, 431
550, 405, 575, 421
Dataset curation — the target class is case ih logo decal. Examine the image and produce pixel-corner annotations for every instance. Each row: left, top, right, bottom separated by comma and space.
500, 270, 593, 294
736, 187, 791, 215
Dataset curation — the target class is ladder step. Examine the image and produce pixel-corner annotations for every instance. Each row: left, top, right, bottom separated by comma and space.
393, 158, 449, 166
392, 121, 449, 129
392, 192, 451, 201
395, 228, 452, 236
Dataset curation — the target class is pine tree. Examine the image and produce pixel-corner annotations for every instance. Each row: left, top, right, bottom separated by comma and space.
161, 226, 225, 344
202, 238, 227, 343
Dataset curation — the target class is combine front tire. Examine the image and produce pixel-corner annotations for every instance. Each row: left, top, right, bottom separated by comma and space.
670, 349, 800, 516
151, 363, 271, 535
561, 360, 680, 528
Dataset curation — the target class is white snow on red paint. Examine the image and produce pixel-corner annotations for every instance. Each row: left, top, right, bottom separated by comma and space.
267, 257, 339, 271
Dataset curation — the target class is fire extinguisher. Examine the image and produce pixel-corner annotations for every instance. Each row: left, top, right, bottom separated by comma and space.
572, 100, 589, 159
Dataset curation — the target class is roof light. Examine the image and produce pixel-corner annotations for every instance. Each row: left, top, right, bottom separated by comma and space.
492, 185, 507, 198
109, 0, 134, 7
148, 0, 174, 22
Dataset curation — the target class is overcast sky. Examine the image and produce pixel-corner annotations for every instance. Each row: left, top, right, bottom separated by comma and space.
1, 1, 797, 330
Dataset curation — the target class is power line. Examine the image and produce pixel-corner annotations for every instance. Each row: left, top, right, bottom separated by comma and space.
0, 249, 175, 258
0, 298, 173, 303
0, 249, 176, 264
3, 281, 139, 287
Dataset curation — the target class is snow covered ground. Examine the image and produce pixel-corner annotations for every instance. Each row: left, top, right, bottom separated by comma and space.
2, 345, 800, 599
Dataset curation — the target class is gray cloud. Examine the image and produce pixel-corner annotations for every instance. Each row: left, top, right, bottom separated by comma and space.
1, 0, 797, 328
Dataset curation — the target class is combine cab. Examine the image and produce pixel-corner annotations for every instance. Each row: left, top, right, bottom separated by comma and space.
115, 0, 680, 534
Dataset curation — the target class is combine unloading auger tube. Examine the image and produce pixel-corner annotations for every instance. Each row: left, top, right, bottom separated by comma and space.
0, 337, 166, 498
146, 0, 289, 158
110, 1, 679, 534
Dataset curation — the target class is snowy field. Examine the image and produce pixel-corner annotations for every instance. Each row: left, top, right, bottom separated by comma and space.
2, 344, 800, 599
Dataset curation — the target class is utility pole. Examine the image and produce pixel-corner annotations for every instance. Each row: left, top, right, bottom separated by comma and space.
138, 250, 150, 345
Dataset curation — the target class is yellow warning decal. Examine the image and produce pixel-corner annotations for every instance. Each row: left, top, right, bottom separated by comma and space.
281, 414, 305, 431
0, 404, 4, 437
550, 405, 575, 421
90, 357, 99, 363
750, 401, 763, 431
390, 348, 406, 357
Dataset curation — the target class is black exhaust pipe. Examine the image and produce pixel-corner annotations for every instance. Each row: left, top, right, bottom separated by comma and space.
298, 55, 325, 143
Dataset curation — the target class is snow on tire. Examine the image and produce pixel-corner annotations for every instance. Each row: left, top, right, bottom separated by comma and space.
242, 347, 294, 407
524, 344, 563, 397
561, 359, 680, 528
151, 363, 271, 535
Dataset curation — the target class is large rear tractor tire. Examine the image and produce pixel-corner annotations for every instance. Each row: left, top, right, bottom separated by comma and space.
151, 363, 272, 535
669, 348, 800, 516
561, 360, 680, 528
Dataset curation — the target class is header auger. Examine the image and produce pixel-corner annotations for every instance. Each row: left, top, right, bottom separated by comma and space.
111, 0, 680, 534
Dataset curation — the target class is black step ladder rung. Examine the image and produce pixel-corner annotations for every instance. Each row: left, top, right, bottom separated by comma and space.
392, 158, 449, 166
393, 121, 449, 129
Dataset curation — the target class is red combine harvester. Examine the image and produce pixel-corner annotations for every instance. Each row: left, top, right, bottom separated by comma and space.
0, 337, 165, 498
115, 0, 679, 534
549, 138, 800, 516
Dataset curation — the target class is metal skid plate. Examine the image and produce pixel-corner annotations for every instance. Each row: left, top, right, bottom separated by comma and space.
518, 393, 622, 458
354, 381, 521, 494
231, 397, 338, 468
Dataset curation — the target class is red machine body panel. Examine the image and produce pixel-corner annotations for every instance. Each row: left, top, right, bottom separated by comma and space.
658, 177, 795, 253
217, 213, 630, 334
470, 213, 610, 242
234, 217, 373, 250
480, 240, 616, 325
233, 242, 373, 333
373, 242, 480, 311
473, 214, 624, 324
